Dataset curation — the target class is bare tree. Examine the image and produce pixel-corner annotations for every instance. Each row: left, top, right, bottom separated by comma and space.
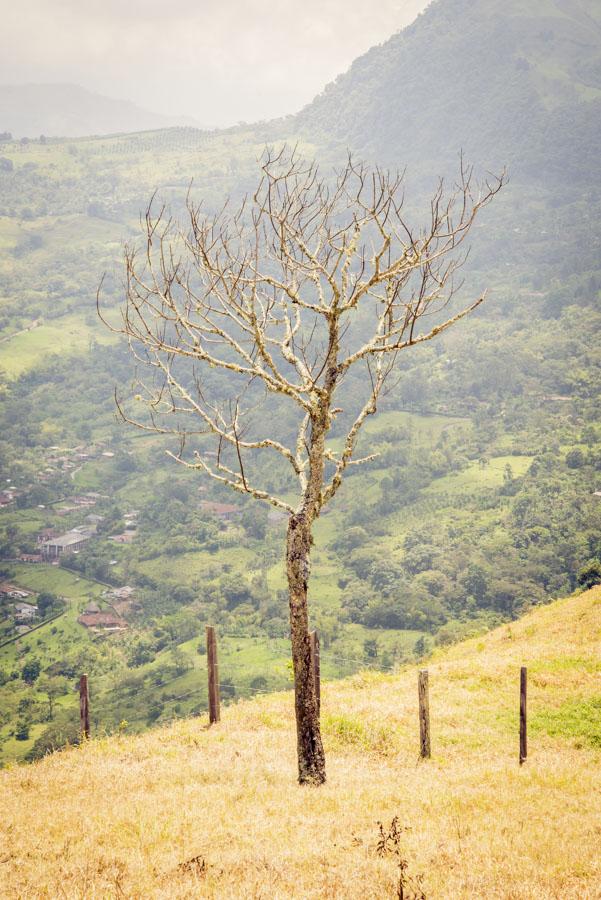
100, 148, 503, 785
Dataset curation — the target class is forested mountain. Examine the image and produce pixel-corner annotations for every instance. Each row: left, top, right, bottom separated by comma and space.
0, 0, 600, 764
0, 83, 201, 138
298, 0, 601, 185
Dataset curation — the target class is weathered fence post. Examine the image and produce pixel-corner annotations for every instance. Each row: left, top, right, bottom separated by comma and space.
418, 669, 431, 759
79, 673, 90, 740
519, 666, 527, 765
309, 630, 321, 715
206, 625, 220, 724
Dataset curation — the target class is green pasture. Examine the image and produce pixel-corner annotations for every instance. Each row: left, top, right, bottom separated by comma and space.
137, 545, 255, 586
0, 565, 114, 763
0, 507, 49, 536
7, 562, 106, 602
0, 315, 116, 377
0, 565, 109, 662
327, 409, 467, 456
424, 455, 532, 496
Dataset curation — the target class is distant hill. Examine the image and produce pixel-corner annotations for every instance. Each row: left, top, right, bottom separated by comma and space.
297, 0, 601, 186
1, 586, 600, 896
0, 83, 203, 138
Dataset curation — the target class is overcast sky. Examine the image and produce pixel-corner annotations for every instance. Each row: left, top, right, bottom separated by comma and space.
0, 0, 429, 126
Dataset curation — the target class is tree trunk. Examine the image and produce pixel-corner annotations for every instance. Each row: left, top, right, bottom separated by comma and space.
286, 511, 326, 785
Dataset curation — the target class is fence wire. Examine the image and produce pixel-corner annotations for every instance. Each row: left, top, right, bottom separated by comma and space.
25, 631, 402, 749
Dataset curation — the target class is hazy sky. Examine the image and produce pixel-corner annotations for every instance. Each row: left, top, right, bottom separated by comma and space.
0, 0, 429, 126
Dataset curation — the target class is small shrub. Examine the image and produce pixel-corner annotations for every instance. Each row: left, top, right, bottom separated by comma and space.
577, 561, 601, 589
565, 448, 585, 469
324, 713, 367, 746
324, 713, 396, 756
15, 722, 30, 741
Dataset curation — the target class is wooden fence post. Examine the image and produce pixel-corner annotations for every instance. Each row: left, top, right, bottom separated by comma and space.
309, 630, 321, 715
206, 625, 220, 724
519, 666, 527, 765
418, 669, 431, 759
79, 673, 90, 740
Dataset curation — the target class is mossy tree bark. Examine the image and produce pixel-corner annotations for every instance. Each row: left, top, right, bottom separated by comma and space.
287, 510, 325, 784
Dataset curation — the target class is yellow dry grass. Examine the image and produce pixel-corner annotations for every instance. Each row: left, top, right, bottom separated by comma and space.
2, 588, 600, 899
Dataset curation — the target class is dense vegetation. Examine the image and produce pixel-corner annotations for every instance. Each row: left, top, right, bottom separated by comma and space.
1, 0, 600, 764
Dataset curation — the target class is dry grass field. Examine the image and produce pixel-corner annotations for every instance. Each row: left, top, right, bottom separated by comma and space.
1, 587, 600, 899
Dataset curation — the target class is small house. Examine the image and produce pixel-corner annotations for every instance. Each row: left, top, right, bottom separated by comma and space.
0, 583, 33, 600
109, 532, 136, 544
83, 601, 101, 615
109, 586, 135, 601
14, 601, 38, 621
40, 530, 92, 559
77, 611, 128, 630
200, 500, 242, 521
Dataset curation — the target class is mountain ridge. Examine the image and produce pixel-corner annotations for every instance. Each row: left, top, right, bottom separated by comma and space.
0, 83, 203, 138
295, 0, 601, 185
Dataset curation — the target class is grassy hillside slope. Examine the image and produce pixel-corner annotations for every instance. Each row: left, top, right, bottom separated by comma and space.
2, 586, 599, 898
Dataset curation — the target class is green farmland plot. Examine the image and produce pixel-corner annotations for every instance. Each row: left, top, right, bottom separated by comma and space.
0, 316, 117, 377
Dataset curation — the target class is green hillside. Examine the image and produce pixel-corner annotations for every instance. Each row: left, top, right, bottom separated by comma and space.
298, 0, 601, 181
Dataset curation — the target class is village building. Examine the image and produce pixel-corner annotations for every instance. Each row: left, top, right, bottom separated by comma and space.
109, 531, 137, 544
103, 586, 140, 616
82, 601, 101, 614
77, 611, 128, 631
200, 500, 242, 521
18, 553, 43, 563
14, 601, 38, 621
86, 513, 105, 525
0, 582, 34, 600
40, 529, 92, 559
0, 487, 20, 506
71, 495, 98, 507
107, 586, 135, 601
